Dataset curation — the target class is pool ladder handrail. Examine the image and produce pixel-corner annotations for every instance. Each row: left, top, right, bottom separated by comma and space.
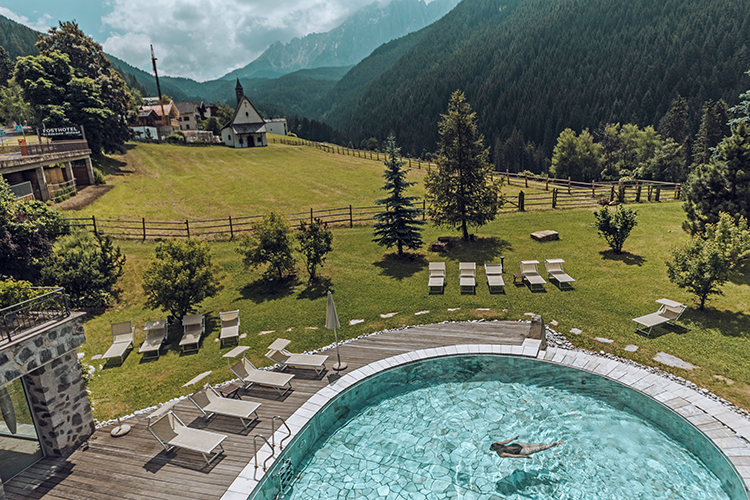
253, 434, 274, 471
271, 415, 292, 451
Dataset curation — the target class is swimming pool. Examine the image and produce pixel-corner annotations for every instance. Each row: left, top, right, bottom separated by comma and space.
248, 355, 748, 500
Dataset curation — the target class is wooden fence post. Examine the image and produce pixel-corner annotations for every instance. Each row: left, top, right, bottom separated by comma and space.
618, 183, 625, 203
311, 207, 314, 224
418, 159, 421, 169
636, 183, 642, 203
525, 172, 528, 188
655, 186, 661, 202
409, 158, 412, 168
142, 217, 146, 241
674, 184, 680, 200
377, 152, 380, 161
185, 219, 190, 238
506, 169, 510, 185
518, 191, 525, 211
647, 185, 652, 202
92, 215, 97, 234
610, 185, 615, 202
592, 180, 595, 198
229, 215, 234, 239
545, 175, 549, 191
568, 177, 571, 195
349, 205, 353, 228
552, 188, 557, 209
422, 200, 426, 220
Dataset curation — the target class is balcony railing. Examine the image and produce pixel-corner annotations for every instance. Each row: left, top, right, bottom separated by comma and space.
0, 288, 70, 344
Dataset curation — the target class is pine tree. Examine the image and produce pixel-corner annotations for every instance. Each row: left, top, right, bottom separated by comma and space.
372, 135, 425, 256
659, 95, 689, 144
693, 100, 731, 165
425, 90, 501, 241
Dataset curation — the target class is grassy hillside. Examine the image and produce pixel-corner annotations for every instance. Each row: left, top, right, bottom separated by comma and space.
71, 142, 750, 421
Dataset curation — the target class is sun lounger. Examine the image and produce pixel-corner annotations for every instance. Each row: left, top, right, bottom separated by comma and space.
459, 262, 476, 294
265, 339, 328, 376
544, 259, 575, 290
147, 403, 227, 465
428, 262, 446, 294
183, 371, 260, 429
633, 299, 686, 336
138, 319, 168, 359
219, 310, 240, 347
102, 321, 135, 364
520, 260, 546, 291
484, 263, 505, 293
180, 314, 205, 354
224, 346, 294, 396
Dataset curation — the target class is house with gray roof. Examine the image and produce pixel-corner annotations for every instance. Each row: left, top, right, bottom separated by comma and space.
220, 80, 267, 148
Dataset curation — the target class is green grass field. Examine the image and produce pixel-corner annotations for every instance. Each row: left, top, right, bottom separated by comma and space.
71, 141, 750, 421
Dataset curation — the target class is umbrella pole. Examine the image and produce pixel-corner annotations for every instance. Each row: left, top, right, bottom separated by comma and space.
333, 327, 347, 371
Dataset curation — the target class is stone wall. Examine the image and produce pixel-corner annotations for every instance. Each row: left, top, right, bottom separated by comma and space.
0, 312, 93, 496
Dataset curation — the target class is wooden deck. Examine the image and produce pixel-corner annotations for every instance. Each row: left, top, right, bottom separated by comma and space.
4, 321, 532, 500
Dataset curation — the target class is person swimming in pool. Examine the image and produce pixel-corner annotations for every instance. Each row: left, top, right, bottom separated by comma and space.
490, 436, 563, 459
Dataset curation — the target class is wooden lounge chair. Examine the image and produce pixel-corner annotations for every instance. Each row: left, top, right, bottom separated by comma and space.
138, 319, 168, 359
102, 321, 135, 364
459, 262, 476, 294
484, 263, 505, 294
544, 259, 575, 290
183, 371, 260, 429
224, 346, 294, 396
265, 339, 328, 376
147, 403, 227, 466
180, 314, 205, 354
428, 262, 446, 294
219, 310, 240, 347
633, 299, 686, 336
520, 260, 546, 291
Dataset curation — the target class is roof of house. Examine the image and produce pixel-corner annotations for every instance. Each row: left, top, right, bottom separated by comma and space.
140, 103, 176, 117
230, 123, 267, 135
138, 109, 157, 118
174, 101, 204, 115
220, 95, 266, 132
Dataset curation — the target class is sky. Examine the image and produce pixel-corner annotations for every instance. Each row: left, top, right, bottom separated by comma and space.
0, 0, 401, 81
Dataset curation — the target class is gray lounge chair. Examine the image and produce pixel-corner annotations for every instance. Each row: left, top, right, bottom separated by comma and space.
520, 260, 546, 291
265, 339, 328, 376
544, 259, 575, 290
102, 321, 135, 364
219, 310, 240, 347
138, 319, 168, 359
224, 346, 294, 396
180, 314, 205, 354
183, 371, 260, 429
147, 402, 227, 466
428, 262, 446, 294
633, 299, 686, 336
484, 263, 505, 293
459, 262, 476, 294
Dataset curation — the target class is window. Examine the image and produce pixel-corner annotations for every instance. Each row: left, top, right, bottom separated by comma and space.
246, 112, 249, 117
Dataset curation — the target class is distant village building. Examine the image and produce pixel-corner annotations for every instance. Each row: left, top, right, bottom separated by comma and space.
264, 118, 288, 136
174, 101, 212, 131
220, 80, 267, 148
137, 101, 180, 139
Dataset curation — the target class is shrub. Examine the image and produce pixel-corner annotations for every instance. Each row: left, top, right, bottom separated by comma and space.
297, 218, 333, 281
237, 212, 295, 280
0, 277, 45, 308
593, 205, 639, 254
166, 131, 186, 144
93, 167, 106, 185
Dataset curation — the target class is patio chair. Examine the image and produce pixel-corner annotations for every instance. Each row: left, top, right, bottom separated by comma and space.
102, 321, 135, 364
147, 403, 227, 466
219, 310, 240, 348
633, 299, 686, 336
265, 339, 328, 376
183, 371, 260, 429
544, 259, 575, 290
428, 262, 446, 294
179, 314, 205, 354
138, 319, 168, 359
459, 262, 476, 294
484, 263, 505, 294
224, 346, 294, 396
520, 260, 546, 291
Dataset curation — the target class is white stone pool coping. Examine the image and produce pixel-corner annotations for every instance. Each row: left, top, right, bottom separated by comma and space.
220, 338, 750, 499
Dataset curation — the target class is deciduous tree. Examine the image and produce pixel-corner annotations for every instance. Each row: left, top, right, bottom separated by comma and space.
593, 205, 638, 254
373, 135, 425, 255
142, 239, 223, 320
550, 128, 602, 181
237, 212, 296, 280
666, 238, 728, 310
297, 218, 333, 281
425, 90, 501, 241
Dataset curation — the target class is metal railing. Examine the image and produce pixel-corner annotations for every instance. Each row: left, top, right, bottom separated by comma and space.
0, 287, 70, 344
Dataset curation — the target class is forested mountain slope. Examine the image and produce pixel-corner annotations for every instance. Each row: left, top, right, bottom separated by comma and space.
325, 0, 750, 156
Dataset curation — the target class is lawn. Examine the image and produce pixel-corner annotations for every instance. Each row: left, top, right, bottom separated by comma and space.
71, 141, 750, 421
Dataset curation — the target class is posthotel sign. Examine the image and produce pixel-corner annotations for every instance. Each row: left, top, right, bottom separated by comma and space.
41, 126, 83, 137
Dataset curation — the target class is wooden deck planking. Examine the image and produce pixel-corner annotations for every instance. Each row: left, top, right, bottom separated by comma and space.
4, 321, 532, 500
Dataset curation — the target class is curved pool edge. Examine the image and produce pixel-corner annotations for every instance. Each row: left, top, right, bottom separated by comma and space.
221, 340, 750, 500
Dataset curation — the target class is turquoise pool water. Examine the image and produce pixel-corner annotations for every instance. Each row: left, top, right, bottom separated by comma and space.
252, 356, 746, 500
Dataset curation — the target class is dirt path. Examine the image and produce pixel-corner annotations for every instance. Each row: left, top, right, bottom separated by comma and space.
53, 185, 114, 211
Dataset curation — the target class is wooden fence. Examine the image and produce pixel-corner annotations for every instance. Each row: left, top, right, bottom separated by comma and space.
65, 203, 423, 240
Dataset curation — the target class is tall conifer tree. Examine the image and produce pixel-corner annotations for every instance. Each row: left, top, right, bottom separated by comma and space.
425, 90, 501, 241
372, 135, 425, 256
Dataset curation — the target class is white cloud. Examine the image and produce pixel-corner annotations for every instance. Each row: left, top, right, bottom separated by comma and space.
0, 7, 54, 33
100, 0, 385, 81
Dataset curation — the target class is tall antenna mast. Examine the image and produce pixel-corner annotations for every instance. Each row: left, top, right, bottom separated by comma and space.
151, 45, 167, 133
